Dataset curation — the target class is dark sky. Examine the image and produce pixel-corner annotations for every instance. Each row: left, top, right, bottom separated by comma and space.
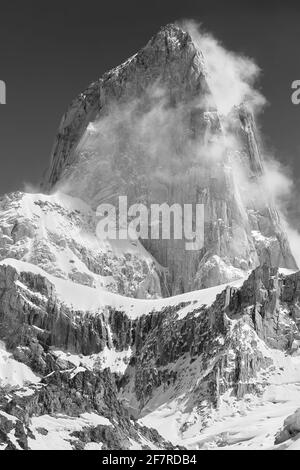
0, 0, 300, 196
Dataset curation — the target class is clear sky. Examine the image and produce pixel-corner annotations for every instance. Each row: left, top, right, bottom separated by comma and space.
0, 0, 299, 203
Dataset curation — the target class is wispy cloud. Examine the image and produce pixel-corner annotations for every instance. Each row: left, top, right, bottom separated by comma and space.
182, 20, 266, 115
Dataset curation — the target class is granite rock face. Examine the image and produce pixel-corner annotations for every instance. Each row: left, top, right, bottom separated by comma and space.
42, 24, 296, 295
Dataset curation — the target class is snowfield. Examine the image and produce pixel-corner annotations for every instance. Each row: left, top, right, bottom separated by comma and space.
0, 341, 40, 388
139, 352, 300, 450
28, 413, 112, 451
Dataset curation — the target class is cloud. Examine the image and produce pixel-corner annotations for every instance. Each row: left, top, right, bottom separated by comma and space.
58, 85, 227, 207
23, 182, 41, 194
182, 20, 266, 115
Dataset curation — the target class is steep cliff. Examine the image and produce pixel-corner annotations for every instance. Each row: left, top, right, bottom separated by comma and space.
42, 24, 296, 295
0, 257, 300, 449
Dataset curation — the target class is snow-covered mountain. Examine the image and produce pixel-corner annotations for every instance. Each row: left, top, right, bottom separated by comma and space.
0, 24, 300, 450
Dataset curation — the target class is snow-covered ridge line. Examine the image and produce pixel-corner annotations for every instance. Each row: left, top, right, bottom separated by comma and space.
0, 258, 244, 320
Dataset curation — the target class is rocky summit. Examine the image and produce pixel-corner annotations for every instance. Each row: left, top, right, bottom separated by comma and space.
0, 24, 300, 450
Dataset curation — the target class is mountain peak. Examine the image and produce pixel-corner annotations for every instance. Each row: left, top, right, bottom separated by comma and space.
43, 23, 211, 192
101, 22, 205, 88
148, 23, 192, 48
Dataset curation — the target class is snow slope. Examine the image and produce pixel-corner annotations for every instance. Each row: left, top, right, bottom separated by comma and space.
0, 341, 40, 388
28, 413, 112, 451
139, 330, 300, 450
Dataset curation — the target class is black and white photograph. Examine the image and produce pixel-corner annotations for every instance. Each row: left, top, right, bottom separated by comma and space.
1, 0, 300, 453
